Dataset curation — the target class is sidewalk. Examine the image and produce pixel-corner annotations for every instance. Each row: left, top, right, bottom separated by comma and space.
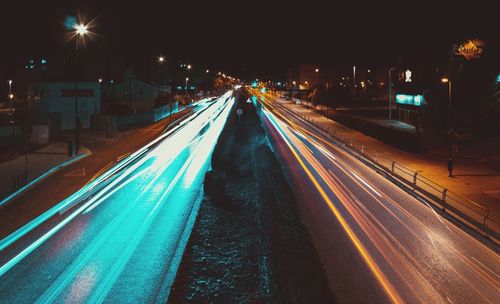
276, 98, 500, 228
0, 143, 90, 205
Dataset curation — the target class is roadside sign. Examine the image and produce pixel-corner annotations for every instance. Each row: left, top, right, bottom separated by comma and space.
455, 40, 484, 60
236, 108, 243, 123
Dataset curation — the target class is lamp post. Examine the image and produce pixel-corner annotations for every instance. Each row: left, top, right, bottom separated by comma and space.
442, 77, 453, 177
8, 80, 13, 113
73, 22, 89, 155
353, 65, 356, 96
158, 56, 165, 84
388, 67, 395, 120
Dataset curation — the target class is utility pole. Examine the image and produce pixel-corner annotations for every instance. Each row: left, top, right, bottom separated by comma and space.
388, 68, 393, 120
442, 78, 453, 177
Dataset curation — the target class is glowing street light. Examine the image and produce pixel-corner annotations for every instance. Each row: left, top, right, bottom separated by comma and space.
206, 69, 210, 73
315, 68, 319, 73
187, 64, 192, 70
98, 78, 102, 83
158, 56, 165, 63
74, 23, 89, 36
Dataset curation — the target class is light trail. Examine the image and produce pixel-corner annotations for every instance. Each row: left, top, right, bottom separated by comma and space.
254, 90, 500, 303
0, 91, 234, 296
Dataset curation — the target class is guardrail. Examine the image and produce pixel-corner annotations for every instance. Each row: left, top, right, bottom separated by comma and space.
282, 101, 499, 243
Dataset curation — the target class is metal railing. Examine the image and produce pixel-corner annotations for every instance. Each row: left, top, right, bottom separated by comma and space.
282, 100, 499, 243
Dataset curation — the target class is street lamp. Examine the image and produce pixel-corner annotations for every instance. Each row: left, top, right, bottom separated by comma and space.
388, 67, 395, 120
441, 77, 454, 177
315, 68, 319, 73
72, 21, 90, 155
157, 56, 165, 84
9, 94, 14, 114
75, 23, 88, 36
8, 80, 13, 113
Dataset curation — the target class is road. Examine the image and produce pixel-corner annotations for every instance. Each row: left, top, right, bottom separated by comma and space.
252, 90, 499, 304
0, 92, 234, 303
0, 105, 192, 239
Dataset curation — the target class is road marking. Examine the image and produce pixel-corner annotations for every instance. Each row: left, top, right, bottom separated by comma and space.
64, 168, 86, 177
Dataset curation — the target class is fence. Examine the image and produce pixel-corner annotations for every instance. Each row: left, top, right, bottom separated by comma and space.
284, 102, 499, 243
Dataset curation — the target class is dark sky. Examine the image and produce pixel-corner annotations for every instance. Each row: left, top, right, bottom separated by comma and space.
1, 0, 498, 79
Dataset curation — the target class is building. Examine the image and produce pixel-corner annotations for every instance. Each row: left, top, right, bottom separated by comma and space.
27, 82, 101, 131
102, 76, 171, 113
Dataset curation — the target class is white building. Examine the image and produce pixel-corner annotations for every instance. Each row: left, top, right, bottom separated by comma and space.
28, 82, 101, 130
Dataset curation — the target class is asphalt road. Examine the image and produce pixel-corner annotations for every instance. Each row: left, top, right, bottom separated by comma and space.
253, 90, 499, 304
0, 106, 193, 239
0, 92, 234, 303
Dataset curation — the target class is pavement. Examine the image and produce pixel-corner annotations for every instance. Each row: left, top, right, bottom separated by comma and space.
0, 107, 192, 239
276, 96, 500, 224
0, 143, 90, 205
253, 90, 500, 303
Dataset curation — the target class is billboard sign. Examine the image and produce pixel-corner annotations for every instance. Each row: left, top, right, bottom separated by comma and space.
395, 94, 424, 106
455, 40, 484, 60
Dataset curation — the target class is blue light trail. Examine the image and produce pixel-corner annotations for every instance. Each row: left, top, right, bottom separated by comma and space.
0, 92, 234, 303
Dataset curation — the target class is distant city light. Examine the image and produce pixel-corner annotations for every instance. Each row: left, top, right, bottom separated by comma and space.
496, 74, 500, 82
206, 69, 209, 73
158, 56, 165, 63
441, 77, 449, 83
315, 68, 319, 73
41, 59, 47, 64
98, 78, 103, 83
9, 94, 14, 99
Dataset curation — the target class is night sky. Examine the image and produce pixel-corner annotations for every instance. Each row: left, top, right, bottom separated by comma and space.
0, 0, 498, 80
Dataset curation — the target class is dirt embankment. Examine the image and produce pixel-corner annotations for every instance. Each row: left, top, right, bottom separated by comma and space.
168, 91, 334, 303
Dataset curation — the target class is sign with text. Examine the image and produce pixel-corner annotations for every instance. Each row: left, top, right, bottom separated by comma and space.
395, 94, 424, 107
455, 40, 484, 60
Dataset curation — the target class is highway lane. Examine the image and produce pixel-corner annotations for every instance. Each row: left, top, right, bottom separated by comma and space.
0, 92, 234, 303
253, 91, 499, 304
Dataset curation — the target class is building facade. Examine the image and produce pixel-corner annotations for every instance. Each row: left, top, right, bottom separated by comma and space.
28, 82, 101, 130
